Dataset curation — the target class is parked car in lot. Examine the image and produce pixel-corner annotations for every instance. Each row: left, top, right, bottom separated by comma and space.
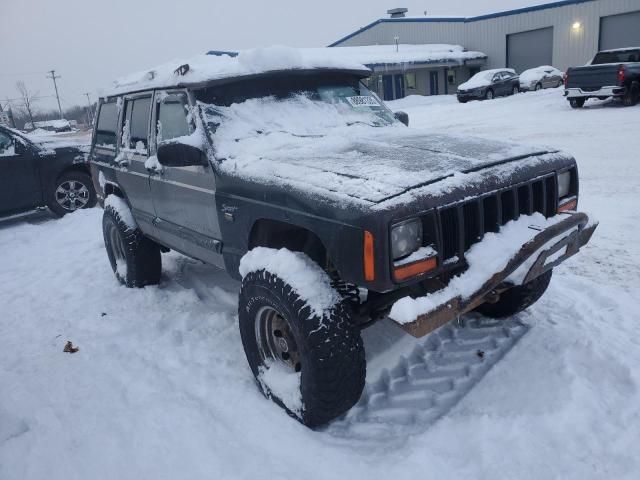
91, 49, 597, 428
0, 125, 96, 218
457, 68, 520, 102
564, 47, 640, 108
519, 65, 564, 91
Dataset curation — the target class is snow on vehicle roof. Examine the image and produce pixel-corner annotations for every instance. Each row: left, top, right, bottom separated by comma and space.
458, 68, 515, 90
106, 46, 371, 97
598, 46, 640, 53
106, 44, 485, 97
519, 66, 560, 84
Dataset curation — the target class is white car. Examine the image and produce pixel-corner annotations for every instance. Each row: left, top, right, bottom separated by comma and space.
519, 66, 564, 91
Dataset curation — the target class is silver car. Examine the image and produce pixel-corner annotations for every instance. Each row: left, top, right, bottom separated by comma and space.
519, 66, 564, 91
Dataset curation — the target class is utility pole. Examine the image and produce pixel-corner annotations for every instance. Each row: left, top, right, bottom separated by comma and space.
84, 92, 94, 125
47, 69, 63, 119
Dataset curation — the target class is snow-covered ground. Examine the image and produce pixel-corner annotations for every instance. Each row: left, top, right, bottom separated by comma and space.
1, 88, 639, 479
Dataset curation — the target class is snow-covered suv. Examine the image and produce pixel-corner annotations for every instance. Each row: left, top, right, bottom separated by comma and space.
89, 47, 597, 428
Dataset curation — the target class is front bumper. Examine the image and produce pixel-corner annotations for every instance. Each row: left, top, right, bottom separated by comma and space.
391, 211, 597, 337
564, 86, 625, 98
457, 90, 484, 101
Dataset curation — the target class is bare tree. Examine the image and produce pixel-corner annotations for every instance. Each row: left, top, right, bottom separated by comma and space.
15, 81, 38, 129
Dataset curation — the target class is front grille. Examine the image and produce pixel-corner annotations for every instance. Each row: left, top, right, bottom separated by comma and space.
438, 175, 557, 262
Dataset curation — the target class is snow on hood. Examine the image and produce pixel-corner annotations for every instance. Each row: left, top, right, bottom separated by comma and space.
519, 66, 560, 85
106, 46, 370, 96
210, 95, 557, 206
458, 69, 515, 90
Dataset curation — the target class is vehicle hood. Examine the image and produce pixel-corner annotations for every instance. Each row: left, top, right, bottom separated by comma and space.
218, 129, 560, 205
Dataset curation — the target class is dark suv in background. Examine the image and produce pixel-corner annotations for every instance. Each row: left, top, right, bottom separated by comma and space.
457, 68, 520, 102
0, 125, 96, 218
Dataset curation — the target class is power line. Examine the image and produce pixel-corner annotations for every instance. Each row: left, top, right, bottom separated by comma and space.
46, 70, 63, 119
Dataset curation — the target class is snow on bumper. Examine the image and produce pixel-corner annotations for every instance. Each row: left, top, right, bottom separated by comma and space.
390, 211, 598, 337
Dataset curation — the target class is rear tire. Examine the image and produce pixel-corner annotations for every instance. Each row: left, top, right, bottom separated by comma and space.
47, 170, 97, 217
102, 199, 161, 288
476, 270, 552, 318
512, 85, 520, 95
239, 268, 366, 428
569, 97, 586, 109
622, 84, 639, 107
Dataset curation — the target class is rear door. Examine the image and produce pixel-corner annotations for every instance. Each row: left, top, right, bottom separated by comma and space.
0, 129, 41, 216
114, 93, 156, 233
148, 90, 223, 267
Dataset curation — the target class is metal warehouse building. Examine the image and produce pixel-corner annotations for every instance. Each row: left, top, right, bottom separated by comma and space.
330, 0, 640, 99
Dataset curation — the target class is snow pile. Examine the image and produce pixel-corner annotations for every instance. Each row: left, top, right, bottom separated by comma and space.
108, 46, 370, 96
519, 66, 561, 86
239, 247, 340, 318
390, 213, 568, 324
458, 68, 515, 90
104, 194, 136, 230
258, 360, 303, 417
322, 43, 486, 67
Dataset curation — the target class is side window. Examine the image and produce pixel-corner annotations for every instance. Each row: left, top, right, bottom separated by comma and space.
156, 93, 191, 144
95, 101, 118, 147
492, 73, 501, 82
122, 96, 151, 152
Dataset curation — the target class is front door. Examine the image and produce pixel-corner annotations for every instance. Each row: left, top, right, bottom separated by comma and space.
393, 74, 405, 99
429, 71, 439, 95
382, 75, 394, 101
0, 130, 41, 216
148, 90, 223, 268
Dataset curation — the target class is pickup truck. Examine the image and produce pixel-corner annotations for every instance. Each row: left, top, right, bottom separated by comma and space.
564, 47, 640, 108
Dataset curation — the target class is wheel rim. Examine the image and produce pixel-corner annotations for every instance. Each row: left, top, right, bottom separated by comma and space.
536, 84, 542, 91
487, 90, 493, 99
55, 180, 90, 211
514, 86, 519, 94
255, 306, 301, 373
108, 223, 127, 267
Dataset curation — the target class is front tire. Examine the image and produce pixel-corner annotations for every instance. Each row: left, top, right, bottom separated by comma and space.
476, 270, 553, 318
47, 171, 97, 216
239, 269, 366, 428
485, 89, 494, 100
102, 198, 161, 288
535, 83, 543, 91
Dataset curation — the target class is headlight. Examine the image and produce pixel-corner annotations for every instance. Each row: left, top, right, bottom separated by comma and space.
558, 171, 571, 198
391, 219, 423, 260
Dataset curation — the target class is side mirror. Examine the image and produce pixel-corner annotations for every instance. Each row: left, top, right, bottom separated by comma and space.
156, 141, 206, 167
394, 111, 409, 127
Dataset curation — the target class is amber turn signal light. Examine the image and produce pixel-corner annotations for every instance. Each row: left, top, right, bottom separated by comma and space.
363, 230, 375, 281
558, 199, 577, 213
394, 256, 438, 282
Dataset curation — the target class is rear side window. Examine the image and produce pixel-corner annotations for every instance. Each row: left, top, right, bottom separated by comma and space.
122, 96, 151, 152
156, 93, 191, 143
95, 101, 118, 147
592, 49, 640, 64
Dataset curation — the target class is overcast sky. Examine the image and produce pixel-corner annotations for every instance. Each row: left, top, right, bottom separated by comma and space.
1, 0, 558, 112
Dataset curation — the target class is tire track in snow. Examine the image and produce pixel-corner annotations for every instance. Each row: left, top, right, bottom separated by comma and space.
327, 315, 529, 441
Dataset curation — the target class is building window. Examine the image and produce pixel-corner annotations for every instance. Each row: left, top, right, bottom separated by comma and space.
447, 69, 456, 85
405, 72, 417, 90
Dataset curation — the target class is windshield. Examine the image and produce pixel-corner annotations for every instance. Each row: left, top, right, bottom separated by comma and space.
592, 49, 640, 64
196, 73, 396, 141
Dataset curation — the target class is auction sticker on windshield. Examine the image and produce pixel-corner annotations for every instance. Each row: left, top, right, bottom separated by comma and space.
346, 96, 380, 108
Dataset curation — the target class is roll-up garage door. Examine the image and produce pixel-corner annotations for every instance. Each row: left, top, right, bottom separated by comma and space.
599, 11, 640, 51
507, 27, 553, 74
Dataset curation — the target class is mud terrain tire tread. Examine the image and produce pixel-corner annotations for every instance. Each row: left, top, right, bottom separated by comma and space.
238, 269, 366, 428
102, 201, 161, 288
